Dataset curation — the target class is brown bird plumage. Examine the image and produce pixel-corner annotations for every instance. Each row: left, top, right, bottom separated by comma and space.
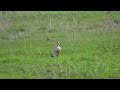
51, 42, 61, 57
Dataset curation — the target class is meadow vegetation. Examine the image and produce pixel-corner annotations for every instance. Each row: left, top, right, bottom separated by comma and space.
0, 11, 120, 79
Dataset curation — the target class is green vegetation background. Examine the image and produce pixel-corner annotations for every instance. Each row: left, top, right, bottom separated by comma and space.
0, 11, 120, 79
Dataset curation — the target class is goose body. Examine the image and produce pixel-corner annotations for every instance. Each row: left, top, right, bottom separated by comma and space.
51, 42, 61, 57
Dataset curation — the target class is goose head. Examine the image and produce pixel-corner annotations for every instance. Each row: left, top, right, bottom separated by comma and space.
57, 42, 60, 46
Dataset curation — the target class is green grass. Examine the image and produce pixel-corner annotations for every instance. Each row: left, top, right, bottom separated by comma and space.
0, 11, 120, 79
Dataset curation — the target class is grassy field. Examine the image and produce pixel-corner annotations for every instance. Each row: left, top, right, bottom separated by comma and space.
0, 11, 120, 79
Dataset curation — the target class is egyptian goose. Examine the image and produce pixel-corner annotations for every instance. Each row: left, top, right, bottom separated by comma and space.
51, 42, 61, 57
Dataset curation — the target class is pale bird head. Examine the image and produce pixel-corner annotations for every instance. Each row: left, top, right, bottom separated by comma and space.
57, 42, 60, 45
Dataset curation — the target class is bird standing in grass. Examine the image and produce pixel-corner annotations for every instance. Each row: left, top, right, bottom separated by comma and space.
51, 42, 61, 57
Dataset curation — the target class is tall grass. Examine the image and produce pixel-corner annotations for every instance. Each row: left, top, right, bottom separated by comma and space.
0, 11, 120, 79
